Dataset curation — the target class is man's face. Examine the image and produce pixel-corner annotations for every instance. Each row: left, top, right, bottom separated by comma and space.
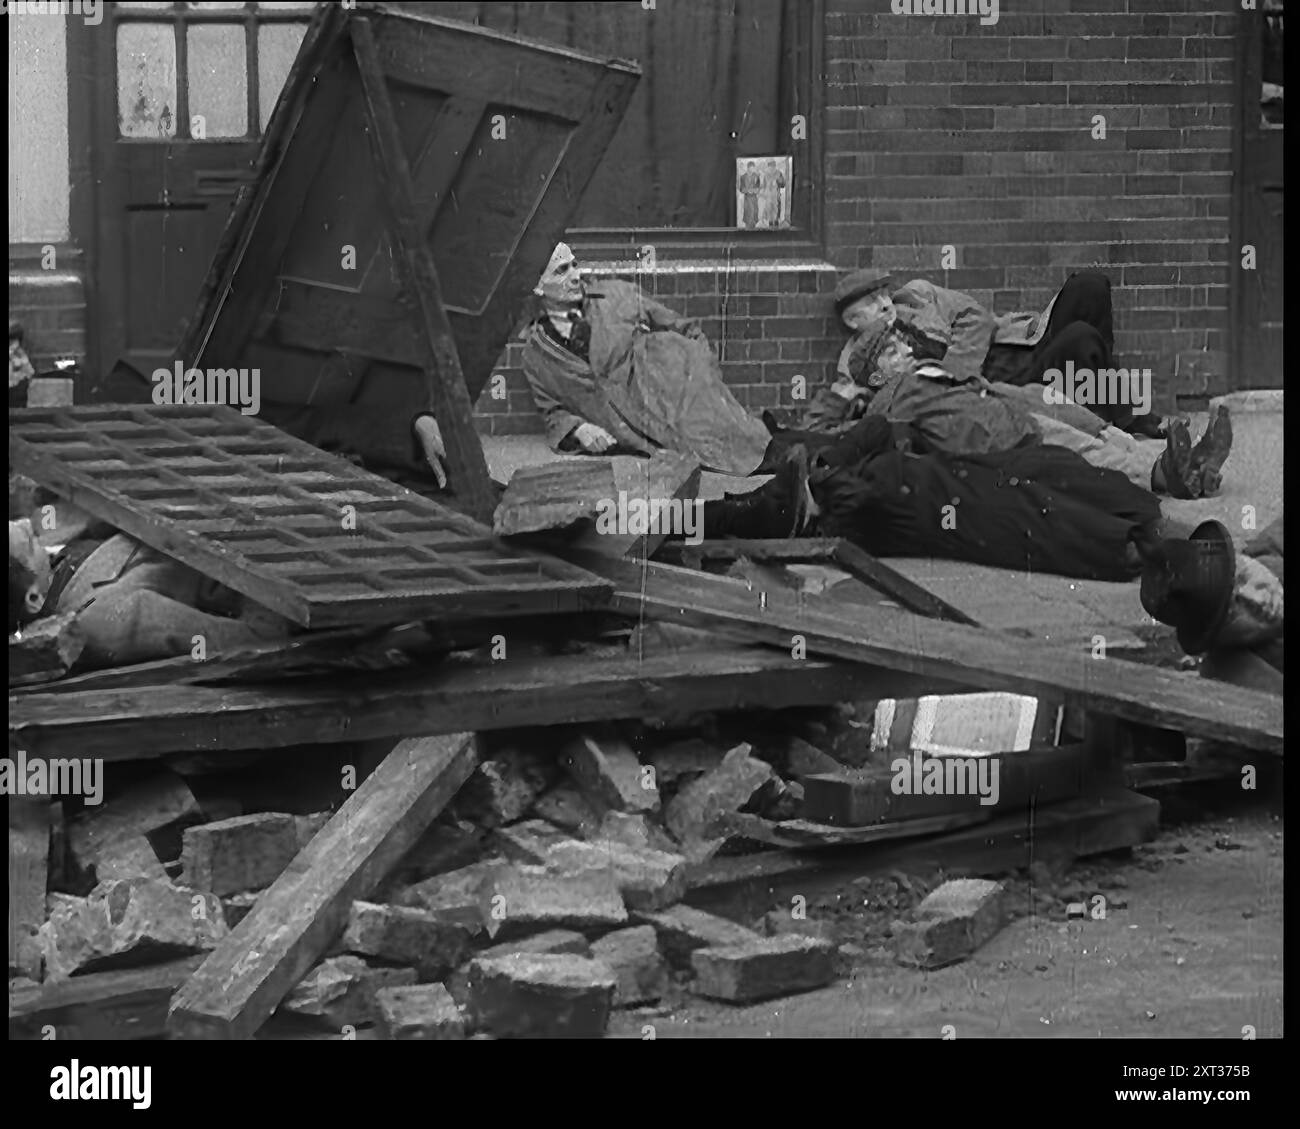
538, 248, 586, 307
841, 290, 895, 334
8, 519, 52, 631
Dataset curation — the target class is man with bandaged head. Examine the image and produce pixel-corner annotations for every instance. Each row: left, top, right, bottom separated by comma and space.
520, 243, 773, 476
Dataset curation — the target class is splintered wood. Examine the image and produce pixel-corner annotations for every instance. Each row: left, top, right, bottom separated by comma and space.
9, 404, 609, 629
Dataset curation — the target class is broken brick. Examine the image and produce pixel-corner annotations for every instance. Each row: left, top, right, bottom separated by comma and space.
597, 811, 680, 855
455, 746, 552, 829
531, 783, 603, 837
632, 905, 762, 970
67, 770, 201, 887
479, 864, 626, 940
280, 955, 417, 1028
691, 935, 838, 1003
467, 953, 615, 1038
397, 859, 506, 930
39, 877, 228, 980
375, 983, 465, 1040
180, 813, 298, 896
892, 879, 1007, 970
591, 926, 669, 1007
544, 839, 686, 912
784, 737, 845, 779
342, 901, 474, 975
664, 743, 774, 850
493, 819, 576, 866
562, 733, 659, 814
646, 737, 726, 787
443, 929, 592, 1008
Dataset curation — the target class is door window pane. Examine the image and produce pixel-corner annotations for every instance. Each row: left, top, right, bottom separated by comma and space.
188, 23, 248, 137
258, 22, 308, 128
117, 22, 178, 138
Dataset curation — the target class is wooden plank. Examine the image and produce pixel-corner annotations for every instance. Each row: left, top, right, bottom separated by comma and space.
12, 649, 943, 762
800, 744, 1096, 827
9, 613, 85, 688
655, 538, 841, 568
8, 797, 50, 980
567, 553, 1285, 753
832, 540, 980, 626
9, 404, 609, 629
653, 539, 977, 625
9, 955, 205, 1041
351, 16, 497, 523
714, 808, 991, 849
686, 789, 1161, 898
497, 452, 702, 559
167, 732, 478, 1040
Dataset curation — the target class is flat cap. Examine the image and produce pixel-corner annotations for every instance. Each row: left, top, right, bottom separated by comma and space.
834, 268, 893, 311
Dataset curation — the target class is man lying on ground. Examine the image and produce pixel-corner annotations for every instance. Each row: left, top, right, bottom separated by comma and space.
9, 509, 290, 669
1138, 515, 1283, 695
766, 319, 1233, 500
695, 424, 1188, 583
519, 243, 771, 475
805, 267, 1166, 438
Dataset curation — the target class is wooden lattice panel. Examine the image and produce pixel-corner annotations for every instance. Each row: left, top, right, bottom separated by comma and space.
9, 404, 611, 628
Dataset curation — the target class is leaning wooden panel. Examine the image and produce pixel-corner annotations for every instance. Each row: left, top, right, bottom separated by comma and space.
172, 2, 639, 486
9, 404, 610, 629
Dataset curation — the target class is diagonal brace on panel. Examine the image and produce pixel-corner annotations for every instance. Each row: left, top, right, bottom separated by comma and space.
349, 15, 497, 524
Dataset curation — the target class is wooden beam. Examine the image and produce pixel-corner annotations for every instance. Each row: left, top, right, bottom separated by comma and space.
714, 808, 991, 850
350, 15, 497, 523
655, 538, 841, 568
12, 649, 956, 762
686, 789, 1161, 899
831, 541, 979, 626
8, 798, 50, 981
9, 955, 203, 1041
799, 743, 1096, 827
654, 539, 977, 625
9, 613, 86, 688
567, 553, 1285, 753
167, 732, 478, 1040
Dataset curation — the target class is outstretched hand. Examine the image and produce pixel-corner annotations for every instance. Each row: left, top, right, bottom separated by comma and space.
572, 421, 616, 454
413, 414, 447, 489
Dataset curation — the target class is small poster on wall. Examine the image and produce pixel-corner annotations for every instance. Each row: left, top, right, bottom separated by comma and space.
735, 155, 792, 230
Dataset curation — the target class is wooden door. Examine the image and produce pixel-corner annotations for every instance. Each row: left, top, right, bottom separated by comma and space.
80, 1, 316, 398
1231, 0, 1285, 388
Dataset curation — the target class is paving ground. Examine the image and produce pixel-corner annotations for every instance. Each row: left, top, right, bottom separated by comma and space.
602, 807, 1283, 1039
482, 407, 1283, 650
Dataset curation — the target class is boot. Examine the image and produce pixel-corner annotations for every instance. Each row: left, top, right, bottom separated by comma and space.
1187, 405, 1232, 497
700, 444, 812, 540
1152, 418, 1197, 499
1128, 412, 1167, 440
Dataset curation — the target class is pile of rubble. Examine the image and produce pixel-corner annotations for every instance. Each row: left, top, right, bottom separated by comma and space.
19, 712, 1020, 1039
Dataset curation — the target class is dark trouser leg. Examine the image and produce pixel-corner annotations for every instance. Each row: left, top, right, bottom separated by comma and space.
1021, 321, 1139, 430
1043, 269, 1115, 350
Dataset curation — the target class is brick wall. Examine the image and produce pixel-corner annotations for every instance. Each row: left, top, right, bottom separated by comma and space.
474, 0, 1238, 433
